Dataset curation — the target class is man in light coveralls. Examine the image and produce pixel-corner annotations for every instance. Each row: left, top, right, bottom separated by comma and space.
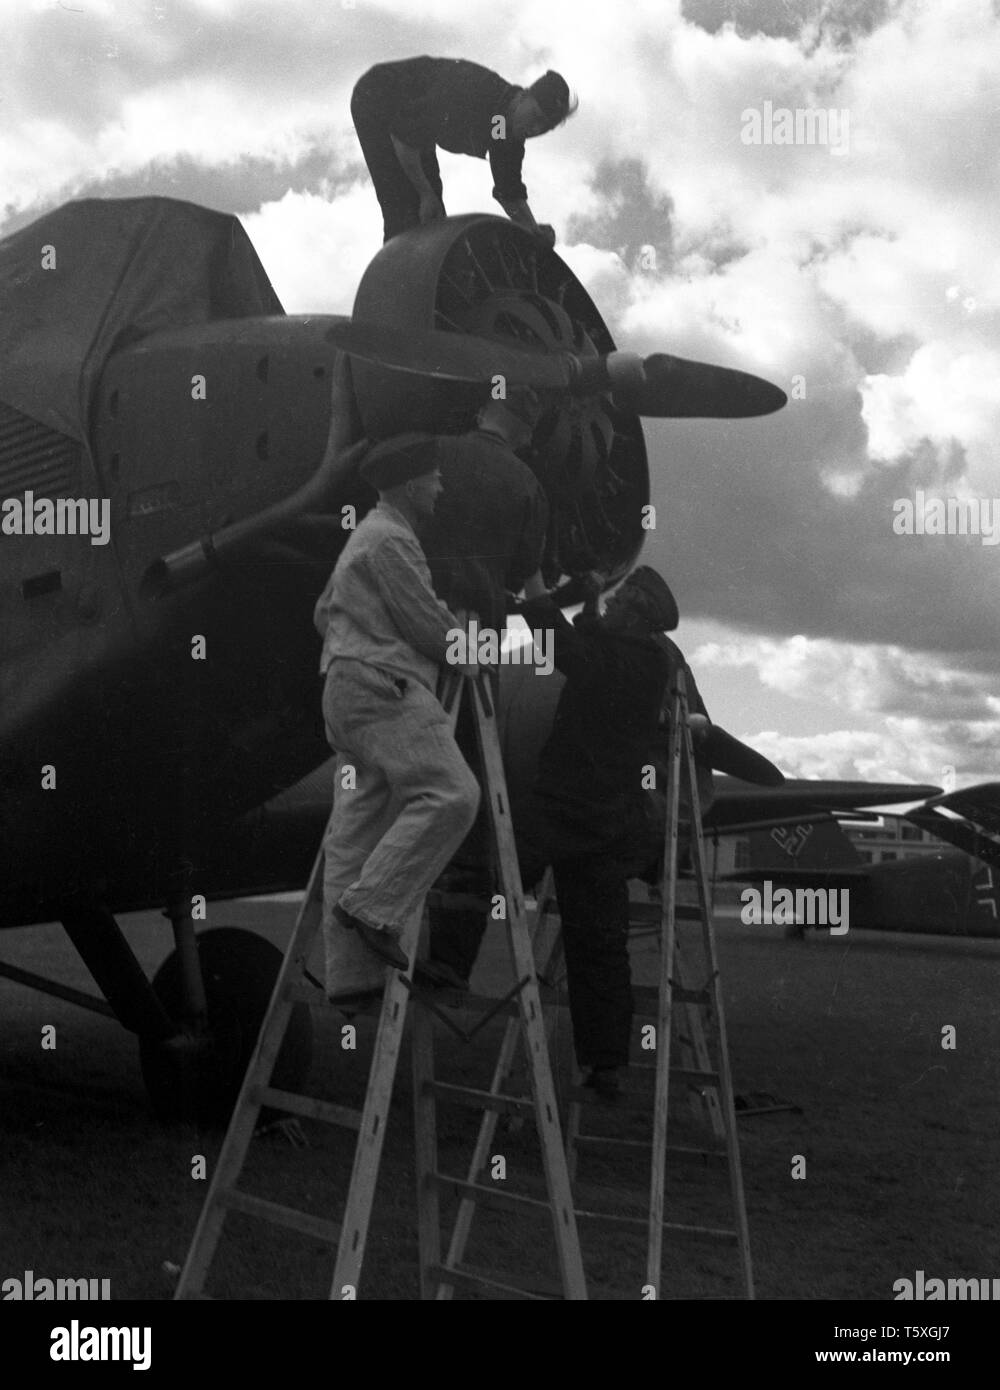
314, 433, 479, 998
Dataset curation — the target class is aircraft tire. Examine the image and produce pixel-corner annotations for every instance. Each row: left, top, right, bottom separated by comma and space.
138, 926, 313, 1124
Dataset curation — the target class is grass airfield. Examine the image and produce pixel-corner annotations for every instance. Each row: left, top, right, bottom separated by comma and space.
1, 896, 998, 1300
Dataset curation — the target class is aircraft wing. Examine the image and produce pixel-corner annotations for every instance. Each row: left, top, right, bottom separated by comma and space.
903, 783, 1000, 868
703, 779, 943, 833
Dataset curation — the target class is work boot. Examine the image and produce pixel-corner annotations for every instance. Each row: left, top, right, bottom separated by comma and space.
333, 904, 409, 970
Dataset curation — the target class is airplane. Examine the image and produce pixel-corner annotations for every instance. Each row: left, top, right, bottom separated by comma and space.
0, 194, 788, 1121
722, 781, 1000, 938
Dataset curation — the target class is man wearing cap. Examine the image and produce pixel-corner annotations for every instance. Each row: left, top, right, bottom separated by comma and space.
414, 384, 550, 990
420, 384, 549, 633
351, 57, 576, 243
429, 564, 684, 1091
513, 566, 682, 1098
314, 433, 481, 992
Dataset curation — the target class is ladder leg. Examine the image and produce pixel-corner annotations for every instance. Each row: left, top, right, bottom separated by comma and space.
683, 709, 755, 1299
412, 978, 440, 1301
435, 1009, 521, 1299
467, 676, 587, 1300
435, 872, 565, 1296
675, 945, 726, 1140
176, 849, 327, 1299
646, 683, 682, 1297
329, 970, 412, 1297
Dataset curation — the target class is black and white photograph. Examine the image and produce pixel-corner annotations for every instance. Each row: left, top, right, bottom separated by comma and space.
1, 0, 997, 1350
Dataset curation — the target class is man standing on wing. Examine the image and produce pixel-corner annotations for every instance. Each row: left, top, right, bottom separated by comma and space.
351, 57, 576, 243
314, 434, 480, 994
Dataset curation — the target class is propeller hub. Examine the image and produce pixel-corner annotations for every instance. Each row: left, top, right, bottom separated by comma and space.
350, 215, 649, 591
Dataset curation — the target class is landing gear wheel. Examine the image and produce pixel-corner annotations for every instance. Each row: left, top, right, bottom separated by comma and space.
138, 927, 313, 1125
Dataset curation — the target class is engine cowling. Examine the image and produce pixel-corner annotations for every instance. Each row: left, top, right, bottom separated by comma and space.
349, 214, 649, 595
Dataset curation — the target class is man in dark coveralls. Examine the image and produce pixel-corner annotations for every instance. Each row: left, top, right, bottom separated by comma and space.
427, 563, 685, 1099
351, 57, 576, 243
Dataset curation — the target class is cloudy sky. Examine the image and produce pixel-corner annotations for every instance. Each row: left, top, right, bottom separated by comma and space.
4, 0, 999, 789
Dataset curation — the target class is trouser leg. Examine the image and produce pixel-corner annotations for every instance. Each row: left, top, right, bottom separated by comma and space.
552, 855, 633, 1070
350, 85, 421, 241
321, 754, 396, 993
323, 662, 480, 932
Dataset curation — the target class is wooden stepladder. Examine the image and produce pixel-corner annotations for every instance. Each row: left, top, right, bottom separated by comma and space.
175, 666, 586, 1301
639, 669, 754, 1297
480, 673, 754, 1298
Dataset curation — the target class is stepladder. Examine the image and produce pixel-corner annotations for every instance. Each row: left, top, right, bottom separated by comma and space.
483, 672, 755, 1299
174, 664, 587, 1300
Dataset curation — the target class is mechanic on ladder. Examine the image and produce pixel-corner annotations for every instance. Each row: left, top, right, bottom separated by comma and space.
429, 565, 703, 1100
313, 422, 481, 1000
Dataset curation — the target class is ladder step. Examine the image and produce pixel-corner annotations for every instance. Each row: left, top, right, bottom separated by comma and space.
670, 1067, 721, 1085
285, 982, 327, 1006
575, 1135, 728, 1164
675, 904, 704, 921
218, 1188, 342, 1245
429, 1173, 560, 1218
424, 1080, 534, 1116
251, 1086, 362, 1131
573, 1208, 739, 1243
672, 985, 711, 1005
633, 983, 709, 1010
428, 1262, 560, 1300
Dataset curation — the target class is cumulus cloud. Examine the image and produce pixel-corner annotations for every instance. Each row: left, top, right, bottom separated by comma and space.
3, 0, 1000, 781
750, 718, 999, 786
694, 634, 999, 721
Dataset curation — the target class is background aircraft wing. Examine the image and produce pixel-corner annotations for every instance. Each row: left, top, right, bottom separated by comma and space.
704, 779, 942, 833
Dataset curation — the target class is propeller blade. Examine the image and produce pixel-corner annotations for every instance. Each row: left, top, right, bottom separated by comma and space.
697, 725, 785, 786
616, 353, 787, 418
324, 322, 570, 390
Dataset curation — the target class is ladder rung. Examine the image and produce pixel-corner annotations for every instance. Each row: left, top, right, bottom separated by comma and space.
218, 1188, 342, 1245
566, 1085, 651, 1111
285, 982, 327, 1006
670, 1067, 721, 1085
252, 1086, 362, 1131
573, 1208, 739, 1242
672, 986, 710, 1005
429, 1173, 559, 1217
424, 1080, 534, 1115
633, 983, 710, 1010
625, 901, 704, 925
574, 1135, 728, 1164
428, 1262, 559, 1300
